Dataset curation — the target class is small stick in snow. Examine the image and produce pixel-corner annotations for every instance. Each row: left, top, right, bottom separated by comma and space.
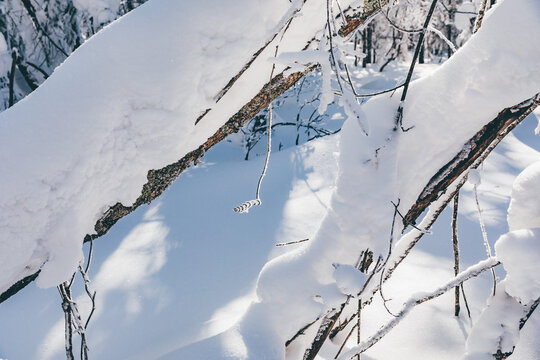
275, 238, 309, 247
356, 300, 361, 360
334, 322, 358, 359
452, 193, 461, 316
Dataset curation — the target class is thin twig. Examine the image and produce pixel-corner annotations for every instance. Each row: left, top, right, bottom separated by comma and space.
377, 0, 423, 34
394, 0, 439, 131
276, 238, 309, 247
234, 18, 287, 213
452, 193, 460, 316
472, 182, 497, 296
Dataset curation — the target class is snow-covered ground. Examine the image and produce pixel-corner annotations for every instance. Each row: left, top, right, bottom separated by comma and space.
1, 0, 540, 359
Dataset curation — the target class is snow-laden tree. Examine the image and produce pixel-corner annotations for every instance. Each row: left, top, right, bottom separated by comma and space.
0, 0, 539, 358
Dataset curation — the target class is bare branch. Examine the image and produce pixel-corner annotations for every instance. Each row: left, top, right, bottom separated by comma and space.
472, 182, 497, 296
452, 193, 461, 316
276, 238, 309, 247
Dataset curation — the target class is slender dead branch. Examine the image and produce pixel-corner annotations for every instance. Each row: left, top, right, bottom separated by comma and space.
452, 193, 460, 316
377, 0, 423, 34
334, 322, 358, 359
25, 61, 49, 79
285, 316, 321, 347
303, 304, 348, 360
385, 94, 540, 285
356, 300, 361, 360
276, 238, 310, 247
58, 282, 75, 360
211, 1, 304, 105
338, 2, 383, 37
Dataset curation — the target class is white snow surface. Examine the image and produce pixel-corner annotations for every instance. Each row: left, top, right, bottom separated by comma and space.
0, 0, 358, 292
462, 282, 524, 360
507, 161, 540, 231
496, 229, 540, 304
467, 168, 482, 186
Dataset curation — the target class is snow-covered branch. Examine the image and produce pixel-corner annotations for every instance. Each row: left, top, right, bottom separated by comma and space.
338, 257, 500, 360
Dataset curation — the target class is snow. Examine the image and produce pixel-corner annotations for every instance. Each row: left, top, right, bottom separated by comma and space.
496, 229, 540, 304
462, 282, 524, 360
507, 161, 540, 231
1, 0, 540, 359
1, 115, 538, 358
467, 169, 482, 186
333, 264, 368, 296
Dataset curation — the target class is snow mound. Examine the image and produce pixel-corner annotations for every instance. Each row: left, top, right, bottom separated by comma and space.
467, 168, 482, 186
495, 229, 540, 304
507, 161, 540, 231
462, 282, 524, 360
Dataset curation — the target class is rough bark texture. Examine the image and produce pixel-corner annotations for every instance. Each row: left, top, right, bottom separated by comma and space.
0, 270, 40, 304
403, 93, 540, 228
339, 1, 383, 37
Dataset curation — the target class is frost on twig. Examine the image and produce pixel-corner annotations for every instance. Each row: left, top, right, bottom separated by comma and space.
57, 238, 97, 360
469, 168, 497, 296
